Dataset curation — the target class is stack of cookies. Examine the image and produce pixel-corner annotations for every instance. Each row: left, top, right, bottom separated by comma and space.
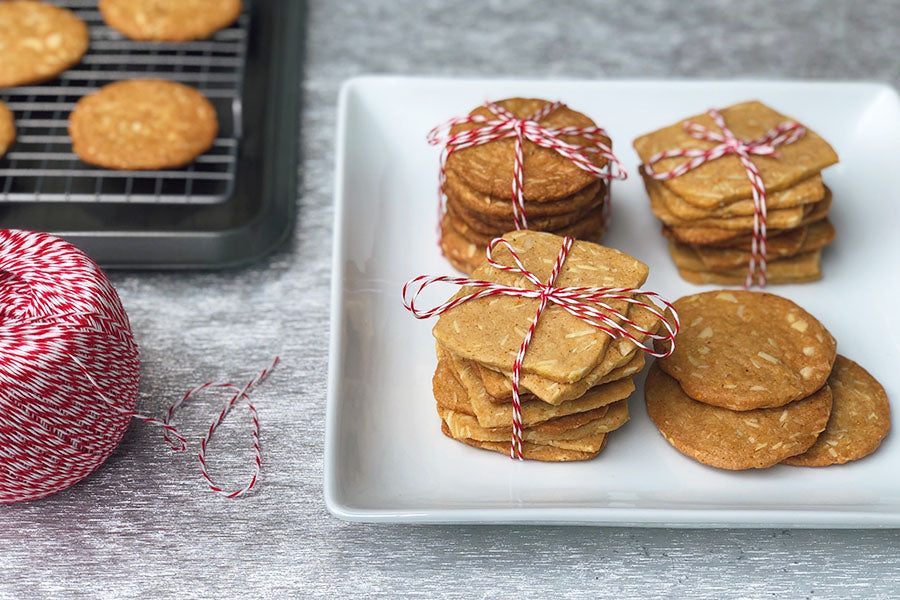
633, 101, 839, 285
439, 98, 613, 274
645, 291, 890, 469
429, 230, 670, 461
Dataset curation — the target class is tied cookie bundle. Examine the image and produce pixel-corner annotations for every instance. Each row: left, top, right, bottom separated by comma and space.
644, 291, 890, 469
403, 230, 678, 461
428, 98, 627, 274
633, 101, 839, 287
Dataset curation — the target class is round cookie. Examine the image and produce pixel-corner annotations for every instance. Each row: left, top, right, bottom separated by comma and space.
69, 79, 218, 170
0, 102, 15, 159
444, 168, 605, 220
658, 291, 836, 410
99, 0, 242, 42
445, 203, 607, 248
645, 363, 833, 470
445, 98, 611, 202
0, 1, 89, 88
783, 355, 891, 466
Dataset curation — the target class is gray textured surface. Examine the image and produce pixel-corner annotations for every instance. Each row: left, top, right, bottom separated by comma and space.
3, 1, 900, 598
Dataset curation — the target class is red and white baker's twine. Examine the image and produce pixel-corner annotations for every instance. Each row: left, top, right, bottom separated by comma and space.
402, 235, 679, 460
642, 108, 806, 287
427, 100, 627, 233
0, 229, 277, 502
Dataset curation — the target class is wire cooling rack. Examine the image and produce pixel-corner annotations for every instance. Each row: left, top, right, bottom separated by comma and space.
0, 0, 250, 204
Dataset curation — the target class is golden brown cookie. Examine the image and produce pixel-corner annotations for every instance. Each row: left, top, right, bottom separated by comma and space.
648, 180, 811, 230
645, 363, 832, 470
0, 102, 15, 158
440, 420, 606, 461
433, 230, 648, 383
446, 188, 602, 235
475, 294, 667, 404
672, 219, 834, 272
783, 356, 891, 466
634, 101, 839, 206
655, 174, 825, 219
676, 250, 823, 285
99, 0, 242, 42
439, 216, 486, 273
445, 202, 607, 247
0, 1, 89, 87
665, 189, 832, 246
69, 79, 218, 170
658, 291, 836, 410
435, 346, 635, 429
446, 98, 610, 202
444, 167, 605, 220
438, 400, 629, 446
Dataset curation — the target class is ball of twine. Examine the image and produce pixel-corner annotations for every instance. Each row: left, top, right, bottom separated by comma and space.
0, 230, 276, 503
0, 229, 139, 502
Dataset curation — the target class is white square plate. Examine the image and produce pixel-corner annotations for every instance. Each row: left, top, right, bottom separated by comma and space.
325, 77, 900, 527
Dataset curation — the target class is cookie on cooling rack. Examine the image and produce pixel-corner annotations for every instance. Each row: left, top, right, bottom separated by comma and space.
0, 102, 15, 159
68, 79, 219, 170
99, 0, 243, 42
0, 0, 89, 87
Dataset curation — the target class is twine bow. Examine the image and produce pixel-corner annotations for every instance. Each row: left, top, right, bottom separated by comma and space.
427, 100, 628, 232
642, 108, 806, 287
403, 235, 679, 460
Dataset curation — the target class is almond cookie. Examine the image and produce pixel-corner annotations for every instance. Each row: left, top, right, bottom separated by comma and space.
664, 190, 833, 246
440, 420, 606, 461
444, 168, 605, 220
645, 363, 833, 470
0, 102, 15, 158
99, 0, 242, 42
432, 230, 648, 382
0, 1, 89, 87
69, 79, 218, 170
446, 98, 611, 202
685, 220, 835, 271
438, 400, 629, 446
434, 346, 635, 429
634, 101, 839, 207
783, 356, 891, 466
656, 174, 825, 220
677, 250, 823, 285
658, 291, 836, 410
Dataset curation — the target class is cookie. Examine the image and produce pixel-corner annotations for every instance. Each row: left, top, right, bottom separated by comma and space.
445, 202, 607, 247
645, 364, 832, 470
657, 174, 825, 220
446, 98, 610, 202
482, 352, 645, 405
446, 189, 602, 235
658, 291, 837, 410
440, 420, 606, 461
444, 167, 605, 220
476, 294, 666, 404
0, 102, 15, 158
69, 79, 218, 170
673, 220, 835, 271
0, 1, 89, 88
783, 356, 891, 466
432, 230, 648, 383
677, 250, 823, 285
648, 179, 812, 230
439, 217, 487, 273
665, 189, 833, 246
634, 101, 839, 207
99, 0, 242, 42
438, 400, 629, 446
650, 171, 823, 222
435, 346, 634, 429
